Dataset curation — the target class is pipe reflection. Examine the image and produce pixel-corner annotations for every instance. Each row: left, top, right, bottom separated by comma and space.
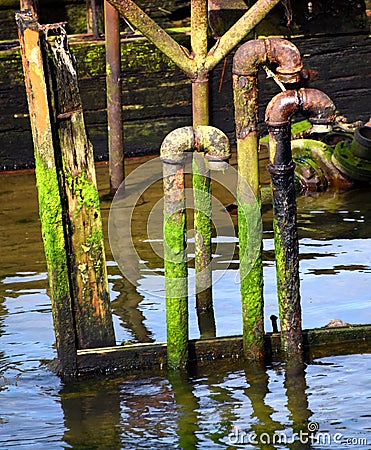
61, 378, 122, 449
284, 357, 313, 449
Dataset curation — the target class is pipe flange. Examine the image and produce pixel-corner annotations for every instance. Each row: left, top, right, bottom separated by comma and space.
267, 160, 296, 175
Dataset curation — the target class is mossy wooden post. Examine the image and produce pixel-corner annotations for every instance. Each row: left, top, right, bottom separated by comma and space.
16, 11, 77, 377
17, 11, 115, 363
46, 28, 116, 349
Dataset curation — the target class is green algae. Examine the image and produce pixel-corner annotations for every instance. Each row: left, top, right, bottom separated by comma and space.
163, 167, 188, 369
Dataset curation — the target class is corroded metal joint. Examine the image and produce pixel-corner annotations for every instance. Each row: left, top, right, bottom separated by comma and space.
267, 160, 296, 176
160, 125, 231, 168
265, 88, 336, 129
160, 126, 194, 164
232, 37, 302, 83
265, 90, 300, 126
266, 38, 303, 83
298, 88, 336, 131
194, 125, 231, 160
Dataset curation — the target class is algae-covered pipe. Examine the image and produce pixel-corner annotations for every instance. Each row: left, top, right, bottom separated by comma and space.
265, 88, 335, 356
162, 158, 188, 370
193, 126, 230, 338
160, 126, 230, 367
232, 38, 302, 360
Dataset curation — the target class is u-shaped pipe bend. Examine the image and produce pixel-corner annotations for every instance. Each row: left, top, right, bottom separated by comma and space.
160, 126, 231, 168
265, 88, 336, 129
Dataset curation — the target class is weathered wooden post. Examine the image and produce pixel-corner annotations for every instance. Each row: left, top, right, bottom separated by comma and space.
16, 12, 116, 373
48, 28, 116, 350
16, 12, 77, 376
105, 0, 124, 194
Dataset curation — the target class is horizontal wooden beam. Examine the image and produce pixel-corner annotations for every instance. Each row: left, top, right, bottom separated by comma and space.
76, 324, 371, 375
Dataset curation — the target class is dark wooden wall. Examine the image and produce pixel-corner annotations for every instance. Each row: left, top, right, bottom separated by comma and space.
0, 30, 369, 171
0, 0, 370, 170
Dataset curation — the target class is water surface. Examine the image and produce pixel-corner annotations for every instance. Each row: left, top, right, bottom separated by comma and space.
0, 159, 370, 449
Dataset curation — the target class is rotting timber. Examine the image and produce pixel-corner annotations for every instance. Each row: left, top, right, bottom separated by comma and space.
75, 325, 371, 375
16, 12, 116, 378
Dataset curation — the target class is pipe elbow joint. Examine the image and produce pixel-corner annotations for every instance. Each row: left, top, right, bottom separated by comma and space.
265, 90, 300, 126
195, 126, 231, 170
232, 38, 302, 83
160, 126, 231, 169
267, 38, 303, 83
160, 126, 194, 164
298, 88, 336, 133
265, 88, 336, 131
232, 39, 267, 75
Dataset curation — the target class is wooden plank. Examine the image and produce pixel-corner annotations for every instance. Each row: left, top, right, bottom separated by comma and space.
16, 12, 78, 376
76, 324, 371, 375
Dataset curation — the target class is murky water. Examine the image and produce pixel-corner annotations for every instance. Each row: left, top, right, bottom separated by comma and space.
0, 156, 370, 449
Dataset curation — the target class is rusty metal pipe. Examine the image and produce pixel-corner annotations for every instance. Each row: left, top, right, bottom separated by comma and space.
232, 38, 302, 361
233, 38, 303, 82
160, 126, 230, 165
266, 88, 336, 127
105, 0, 124, 194
160, 126, 230, 357
265, 88, 335, 357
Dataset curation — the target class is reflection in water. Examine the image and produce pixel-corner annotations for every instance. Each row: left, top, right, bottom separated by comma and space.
284, 358, 312, 449
58, 360, 315, 449
61, 378, 122, 449
109, 271, 154, 343
169, 370, 199, 449
245, 362, 283, 449
1, 161, 370, 448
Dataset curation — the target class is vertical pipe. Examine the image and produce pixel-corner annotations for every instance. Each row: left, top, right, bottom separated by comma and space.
16, 12, 77, 377
105, 0, 124, 194
163, 160, 188, 370
87, 0, 104, 37
232, 38, 302, 360
267, 123, 302, 356
265, 88, 335, 357
265, 91, 302, 357
233, 72, 264, 359
191, 0, 216, 337
19, 0, 38, 19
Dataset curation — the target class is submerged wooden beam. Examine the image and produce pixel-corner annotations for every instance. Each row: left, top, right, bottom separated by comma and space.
76, 324, 371, 375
